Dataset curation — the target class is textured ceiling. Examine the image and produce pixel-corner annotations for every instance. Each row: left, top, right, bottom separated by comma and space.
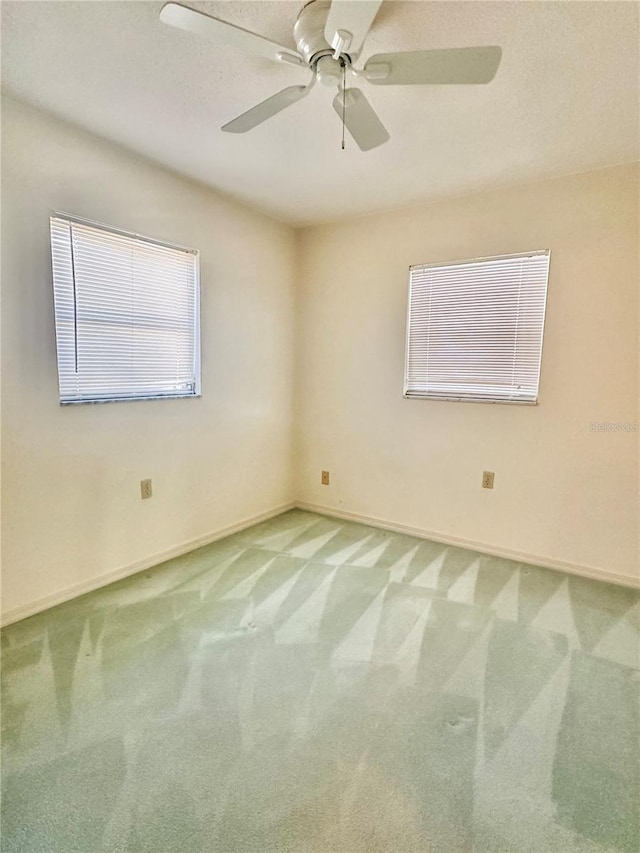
2, 1, 639, 225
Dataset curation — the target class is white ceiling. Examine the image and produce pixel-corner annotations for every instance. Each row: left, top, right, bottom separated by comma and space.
2, 1, 639, 226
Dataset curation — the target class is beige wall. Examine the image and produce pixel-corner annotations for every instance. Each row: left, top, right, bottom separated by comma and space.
2, 97, 638, 624
1, 97, 296, 621
295, 164, 639, 584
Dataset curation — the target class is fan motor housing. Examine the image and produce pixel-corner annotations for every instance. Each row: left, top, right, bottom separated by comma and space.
294, 0, 350, 66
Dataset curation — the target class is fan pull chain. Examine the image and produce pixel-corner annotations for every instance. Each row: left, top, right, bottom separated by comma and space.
341, 61, 346, 150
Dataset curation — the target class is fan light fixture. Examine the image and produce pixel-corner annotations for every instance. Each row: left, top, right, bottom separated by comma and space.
316, 55, 344, 87
160, 0, 502, 152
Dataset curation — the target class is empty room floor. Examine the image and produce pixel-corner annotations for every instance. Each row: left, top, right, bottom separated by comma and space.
1, 509, 638, 852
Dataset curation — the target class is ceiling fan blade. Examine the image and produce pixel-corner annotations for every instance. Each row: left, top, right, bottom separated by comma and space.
332, 88, 389, 151
364, 46, 502, 85
222, 85, 312, 134
325, 0, 383, 58
160, 3, 304, 66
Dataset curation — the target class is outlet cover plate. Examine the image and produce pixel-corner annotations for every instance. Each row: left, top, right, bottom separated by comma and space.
482, 471, 495, 489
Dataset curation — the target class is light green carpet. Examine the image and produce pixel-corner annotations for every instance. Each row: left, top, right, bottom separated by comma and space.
2, 510, 639, 852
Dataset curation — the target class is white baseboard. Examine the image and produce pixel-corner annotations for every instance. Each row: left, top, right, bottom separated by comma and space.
295, 501, 640, 590
3, 498, 637, 627
0, 502, 295, 627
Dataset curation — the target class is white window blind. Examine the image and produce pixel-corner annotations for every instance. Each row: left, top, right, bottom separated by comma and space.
405, 251, 550, 403
50, 214, 200, 404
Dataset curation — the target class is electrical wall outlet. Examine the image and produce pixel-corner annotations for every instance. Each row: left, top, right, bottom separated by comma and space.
321, 470, 330, 486
140, 479, 153, 499
482, 471, 495, 489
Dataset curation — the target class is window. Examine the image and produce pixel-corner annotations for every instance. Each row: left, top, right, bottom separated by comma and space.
404, 251, 550, 404
50, 214, 200, 404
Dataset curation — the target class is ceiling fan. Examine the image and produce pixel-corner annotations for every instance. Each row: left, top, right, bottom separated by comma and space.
160, 0, 502, 152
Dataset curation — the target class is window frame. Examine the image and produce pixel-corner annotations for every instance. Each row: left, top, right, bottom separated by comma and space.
50, 211, 201, 406
403, 250, 550, 405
